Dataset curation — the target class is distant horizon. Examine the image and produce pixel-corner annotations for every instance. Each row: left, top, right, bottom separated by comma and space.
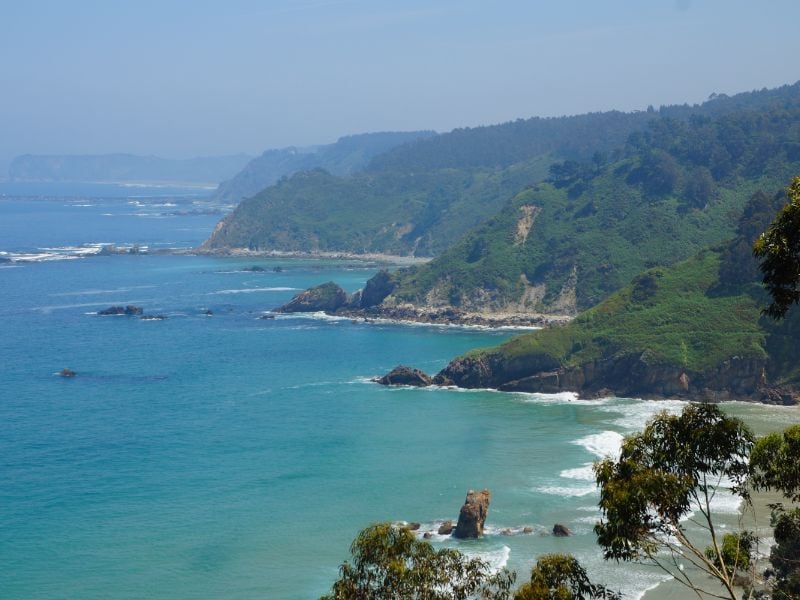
4, 76, 799, 176
3, 1, 799, 174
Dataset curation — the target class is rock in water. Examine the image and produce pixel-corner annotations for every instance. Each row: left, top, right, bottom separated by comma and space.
98, 305, 143, 316
453, 489, 491, 538
437, 520, 454, 535
275, 282, 349, 313
360, 269, 396, 308
374, 365, 433, 387
553, 523, 572, 537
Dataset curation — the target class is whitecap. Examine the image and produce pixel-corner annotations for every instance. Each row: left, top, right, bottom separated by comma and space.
514, 391, 608, 405
560, 465, 596, 481
460, 545, 510, 574
275, 312, 352, 322
573, 430, 624, 460
210, 287, 298, 295
51, 285, 156, 297
535, 484, 596, 497
598, 398, 686, 431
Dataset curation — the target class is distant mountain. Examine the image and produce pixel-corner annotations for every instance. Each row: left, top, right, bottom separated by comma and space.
203, 82, 800, 259
202, 111, 657, 255
210, 131, 436, 204
8, 153, 253, 185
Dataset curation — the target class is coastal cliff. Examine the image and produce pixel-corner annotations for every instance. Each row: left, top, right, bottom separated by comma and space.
377, 236, 800, 404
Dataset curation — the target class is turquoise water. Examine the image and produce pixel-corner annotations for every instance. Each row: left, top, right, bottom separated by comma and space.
2, 188, 799, 599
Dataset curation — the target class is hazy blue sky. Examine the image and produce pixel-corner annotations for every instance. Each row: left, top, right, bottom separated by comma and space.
2, 0, 799, 172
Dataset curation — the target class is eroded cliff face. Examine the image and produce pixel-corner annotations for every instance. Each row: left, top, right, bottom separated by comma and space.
434, 351, 796, 404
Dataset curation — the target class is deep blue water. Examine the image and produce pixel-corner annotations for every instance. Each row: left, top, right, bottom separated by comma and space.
2, 186, 798, 599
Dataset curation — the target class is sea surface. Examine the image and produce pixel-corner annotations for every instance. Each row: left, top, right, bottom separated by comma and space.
1, 183, 798, 599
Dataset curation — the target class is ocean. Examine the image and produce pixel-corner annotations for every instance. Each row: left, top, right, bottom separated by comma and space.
1, 182, 798, 599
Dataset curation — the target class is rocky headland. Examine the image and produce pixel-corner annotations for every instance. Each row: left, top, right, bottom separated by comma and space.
272, 277, 570, 328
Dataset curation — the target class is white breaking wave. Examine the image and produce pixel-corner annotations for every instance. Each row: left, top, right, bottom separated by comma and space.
599, 398, 687, 431
536, 484, 597, 497
460, 545, 511, 574
51, 285, 157, 297
0, 243, 146, 263
275, 312, 352, 322
211, 287, 298, 294
574, 430, 624, 460
514, 391, 616, 406
560, 465, 595, 481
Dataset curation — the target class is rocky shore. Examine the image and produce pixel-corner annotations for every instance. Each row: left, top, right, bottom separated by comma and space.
192, 246, 430, 266
374, 359, 799, 405
273, 280, 571, 328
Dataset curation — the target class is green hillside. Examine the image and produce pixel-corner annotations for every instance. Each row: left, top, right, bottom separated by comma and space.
201, 155, 553, 256
383, 90, 800, 313
432, 191, 800, 399
203, 83, 800, 261
202, 110, 661, 255
210, 131, 435, 204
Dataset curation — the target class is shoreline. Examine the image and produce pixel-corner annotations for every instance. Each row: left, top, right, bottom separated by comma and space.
194, 246, 432, 266
329, 305, 573, 329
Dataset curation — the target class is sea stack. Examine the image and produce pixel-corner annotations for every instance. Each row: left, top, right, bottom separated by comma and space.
453, 489, 491, 538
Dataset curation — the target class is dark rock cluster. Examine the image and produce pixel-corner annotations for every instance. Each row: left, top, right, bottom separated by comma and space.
373, 365, 432, 387
98, 305, 143, 316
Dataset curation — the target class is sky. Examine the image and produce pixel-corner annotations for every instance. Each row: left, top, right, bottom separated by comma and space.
1, 0, 800, 173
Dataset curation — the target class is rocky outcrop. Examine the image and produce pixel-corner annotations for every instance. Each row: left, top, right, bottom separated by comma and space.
437, 521, 454, 535
759, 386, 800, 405
374, 365, 433, 387
432, 349, 795, 404
553, 524, 572, 537
360, 270, 396, 308
275, 282, 349, 313
98, 305, 143, 316
453, 489, 491, 539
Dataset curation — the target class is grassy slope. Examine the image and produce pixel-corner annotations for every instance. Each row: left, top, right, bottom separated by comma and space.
490, 251, 764, 370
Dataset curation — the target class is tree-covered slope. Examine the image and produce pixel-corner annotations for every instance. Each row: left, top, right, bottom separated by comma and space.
203, 83, 800, 259
382, 91, 800, 313
432, 191, 800, 400
201, 154, 553, 256
367, 82, 800, 173
210, 131, 435, 204
201, 112, 661, 255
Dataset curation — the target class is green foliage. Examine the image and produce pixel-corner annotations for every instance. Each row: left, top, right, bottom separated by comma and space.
389, 92, 800, 312
475, 248, 771, 379
750, 424, 800, 502
753, 176, 800, 319
320, 523, 515, 600
513, 555, 620, 600
704, 532, 755, 572
369, 111, 655, 172
211, 131, 436, 203
594, 404, 755, 599
766, 508, 800, 599
750, 423, 800, 599
205, 156, 554, 257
